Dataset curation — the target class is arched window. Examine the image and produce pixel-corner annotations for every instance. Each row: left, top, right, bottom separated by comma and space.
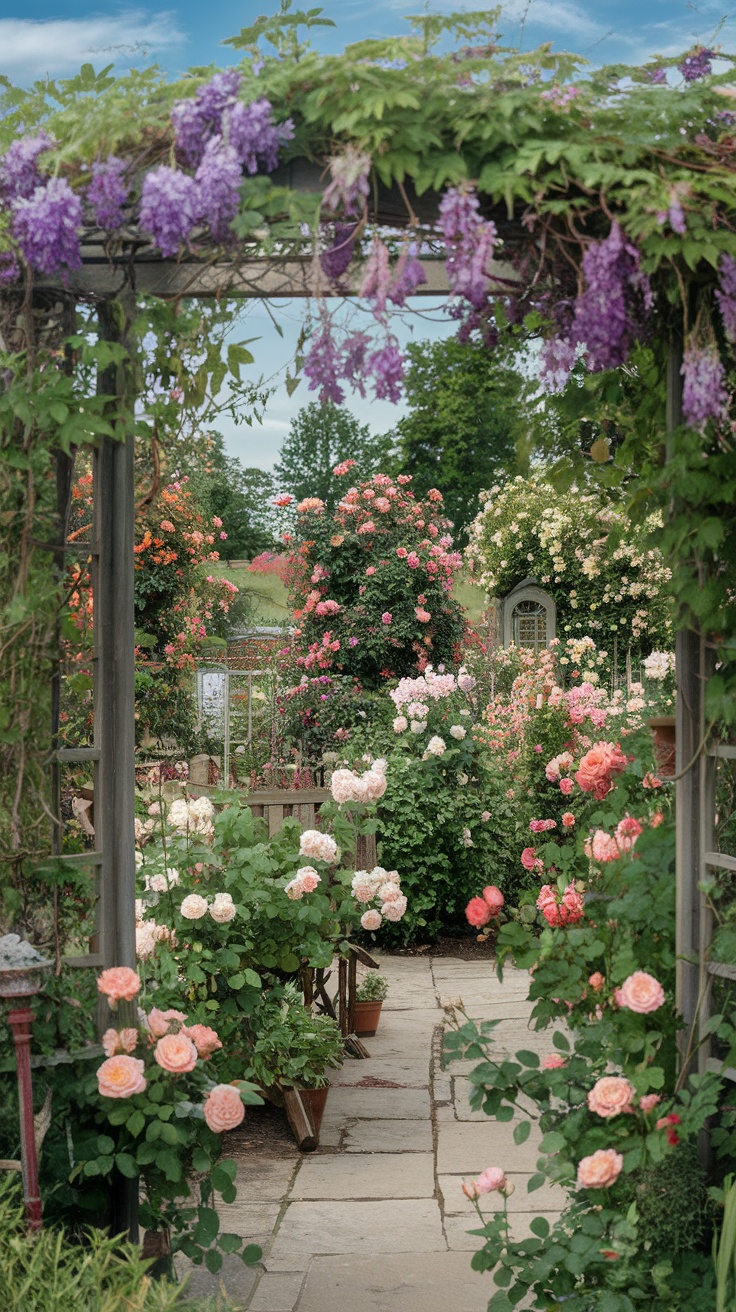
501, 580, 556, 649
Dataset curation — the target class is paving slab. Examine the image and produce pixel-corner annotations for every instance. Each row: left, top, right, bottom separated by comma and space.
249, 1270, 308, 1312
332, 1055, 429, 1086
268, 1198, 445, 1262
436, 1119, 542, 1176
343, 1117, 433, 1153
439, 1172, 563, 1215
324, 1085, 431, 1121
293, 1151, 435, 1199
296, 1251, 489, 1312
175, 1251, 260, 1303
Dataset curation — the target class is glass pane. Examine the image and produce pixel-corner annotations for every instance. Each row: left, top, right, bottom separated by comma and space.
513, 600, 546, 652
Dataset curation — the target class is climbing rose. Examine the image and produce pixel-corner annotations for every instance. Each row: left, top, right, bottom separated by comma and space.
97, 1055, 147, 1099
588, 972, 605, 991
209, 891, 237, 923
466, 896, 492, 928
615, 971, 665, 1014
154, 1032, 198, 1074
577, 1148, 623, 1188
587, 1076, 635, 1118
147, 1007, 186, 1037
575, 742, 627, 799
656, 1113, 681, 1145
12, 178, 82, 275
482, 886, 504, 914
299, 830, 338, 863
639, 1093, 662, 1114
180, 893, 209, 920
186, 1024, 222, 1058
97, 967, 141, 1006
463, 1166, 510, 1198
562, 812, 575, 828
203, 1084, 246, 1133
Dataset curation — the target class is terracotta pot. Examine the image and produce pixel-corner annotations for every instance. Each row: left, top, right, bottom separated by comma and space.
300, 1084, 330, 1137
647, 715, 676, 778
354, 999, 383, 1037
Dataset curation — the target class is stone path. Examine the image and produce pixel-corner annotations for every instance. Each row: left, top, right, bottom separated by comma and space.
181, 954, 562, 1311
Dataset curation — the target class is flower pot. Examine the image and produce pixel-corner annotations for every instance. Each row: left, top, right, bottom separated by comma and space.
354, 999, 383, 1037
647, 715, 676, 778
141, 1226, 173, 1281
300, 1084, 330, 1138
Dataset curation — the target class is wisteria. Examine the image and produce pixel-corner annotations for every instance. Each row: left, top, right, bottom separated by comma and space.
11, 178, 83, 275
437, 186, 497, 311
227, 98, 293, 175
681, 343, 729, 430
171, 69, 242, 167
139, 167, 201, 257
322, 145, 372, 215
715, 254, 736, 341
0, 133, 53, 202
195, 140, 242, 242
320, 222, 358, 281
387, 243, 427, 306
539, 336, 577, 393
86, 156, 128, 230
369, 342, 404, 403
340, 331, 372, 396
570, 221, 652, 372
678, 47, 715, 82
303, 323, 346, 404
0, 250, 20, 285
360, 236, 391, 316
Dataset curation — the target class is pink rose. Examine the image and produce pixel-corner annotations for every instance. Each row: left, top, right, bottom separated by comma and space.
482, 885, 504, 914
382, 612, 392, 624
639, 1093, 662, 1114
587, 1076, 635, 1118
102, 1028, 120, 1057
615, 815, 643, 852
576, 1148, 623, 1189
559, 777, 574, 796
186, 1023, 222, 1058
154, 1032, 198, 1074
203, 1084, 245, 1134
615, 971, 665, 1014
520, 846, 538, 871
361, 909, 382, 931
147, 1007, 186, 1037
97, 967, 141, 1006
541, 1054, 567, 1070
562, 812, 575, 828
97, 1054, 147, 1099
466, 896, 492, 928
588, 972, 605, 992
476, 1166, 507, 1194
119, 1027, 139, 1053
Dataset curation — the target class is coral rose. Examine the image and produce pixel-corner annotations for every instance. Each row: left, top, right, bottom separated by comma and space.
119, 1027, 139, 1053
186, 1023, 222, 1058
203, 1084, 246, 1134
639, 1093, 661, 1114
541, 1053, 567, 1070
588, 972, 605, 992
576, 1148, 623, 1189
102, 1028, 120, 1057
154, 1032, 198, 1074
615, 971, 665, 1014
587, 1076, 635, 1118
97, 966, 141, 1005
482, 886, 505, 914
466, 896, 492, 928
147, 1007, 186, 1037
97, 1055, 146, 1099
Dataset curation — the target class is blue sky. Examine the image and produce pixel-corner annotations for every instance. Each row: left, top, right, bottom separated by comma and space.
3, 0, 733, 470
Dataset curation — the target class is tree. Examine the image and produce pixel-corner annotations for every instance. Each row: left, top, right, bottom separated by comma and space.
393, 337, 532, 543
177, 432, 276, 559
274, 402, 395, 507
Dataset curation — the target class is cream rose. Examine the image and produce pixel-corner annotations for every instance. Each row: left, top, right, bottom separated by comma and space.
180, 893, 209, 920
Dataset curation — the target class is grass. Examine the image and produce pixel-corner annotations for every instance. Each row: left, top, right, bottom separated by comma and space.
217, 562, 489, 630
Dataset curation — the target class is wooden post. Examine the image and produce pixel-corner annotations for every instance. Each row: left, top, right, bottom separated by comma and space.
666, 343, 702, 1044
7, 1007, 43, 1231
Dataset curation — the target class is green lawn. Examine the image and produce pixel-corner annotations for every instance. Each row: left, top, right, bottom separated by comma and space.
216, 563, 488, 630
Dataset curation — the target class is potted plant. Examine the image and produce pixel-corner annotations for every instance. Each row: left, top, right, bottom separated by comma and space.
354, 972, 389, 1036
243, 991, 344, 1139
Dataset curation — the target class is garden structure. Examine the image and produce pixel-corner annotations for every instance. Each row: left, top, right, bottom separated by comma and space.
2, 10, 736, 1304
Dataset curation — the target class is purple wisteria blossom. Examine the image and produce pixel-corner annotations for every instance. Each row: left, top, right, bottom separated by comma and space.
0, 250, 20, 285
11, 178, 82, 275
715, 254, 736, 341
86, 156, 128, 230
195, 140, 241, 242
304, 323, 346, 404
139, 166, 201, 257
172, 69, 242, 166
320, 222, 358, 281
570, 221, 652, 371
0, 133, 54, 202
360, 236, 391, 317
681, 344, 729, 429
437, 187, 497, 310
387, 243, 427, 306
340, 331, 372, 396
226, 98, 293, 174
369, 342, 404, 402
646, 65, 667, 84
678, 47, 716, 82
539, 336, 577, 393
322, 146, 372, 216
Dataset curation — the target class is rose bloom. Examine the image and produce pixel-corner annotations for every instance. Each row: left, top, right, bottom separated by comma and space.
147, 1007, 187, 1037
300, 830, 339, 863
466, 896, 492, 928
352, 882, 375, 903
482, 885, 504, 914
97, 966, 141, 1005
562, 812, 575, 828
615, 815, 643, 852
180, 893, 209, 920
378, 879, 401, 903
119, 1027, 139, 1053
297, 867, 322, 893
577, 1148, 623, 1189
615, 971, 665, 1014
102, 1027, 120, 1056
382, 899, 406, 922
639, 1093, 661, 1114
541, 1053, 567, 1070
203, 1084, 245, 1134
559, 777, 574, 796
186, 1023, 222, 1058
588, 972, 605, 992
575, 742, 627, 799
381, 612, 393, 624
361, 909, 383, 931
393, 715, 408, 733
154, 1032, 198, 1074
449, 724, 466, 740
587, 1076, 635, 1119
97, 1054, 147, 1099
520, 846, 538, 872
209, 892, 237, 923
331, 768, 358, 804
362, 769, 388, 802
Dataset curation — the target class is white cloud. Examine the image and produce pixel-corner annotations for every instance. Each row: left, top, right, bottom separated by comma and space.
0, 11, 186, 83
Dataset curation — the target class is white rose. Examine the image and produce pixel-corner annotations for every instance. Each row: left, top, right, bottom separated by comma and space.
209, 892, 236, 923
393, 716, 408, 733
410, 721, 427, 734
180, 893, 208, 920
145, 872, 169, 893
167, 799, 191, 832
427, 736, 446, 756
449, 725, 466, 740
135, 850, 143, 871
378, 880, 401, 902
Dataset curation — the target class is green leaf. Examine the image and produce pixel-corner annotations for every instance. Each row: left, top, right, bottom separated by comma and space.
218, 1233, 242, 1253
540, 1131, 566, 1153
552, 1032, 570, 1052
195, 1206, 221, 1244
242, 1244, 263, 1265
115, 1153, 138, 1179
515, 1050, 540, 1068
530, 1216, 550, 1238
513, 1120, 531, 1145
205, 1248, 223, 1275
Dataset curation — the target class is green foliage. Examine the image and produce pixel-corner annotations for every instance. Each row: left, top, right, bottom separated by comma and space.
242, 989, 344, 1090
184, 437, 276, 561
274, 402, 395, 509
355, 971, 389, 1002
393, 336, 531, 542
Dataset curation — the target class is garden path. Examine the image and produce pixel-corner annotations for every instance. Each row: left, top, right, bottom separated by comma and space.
180, 955, 562, 1311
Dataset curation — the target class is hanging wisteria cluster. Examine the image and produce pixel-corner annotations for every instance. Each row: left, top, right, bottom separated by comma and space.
0, 69, 293, 275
